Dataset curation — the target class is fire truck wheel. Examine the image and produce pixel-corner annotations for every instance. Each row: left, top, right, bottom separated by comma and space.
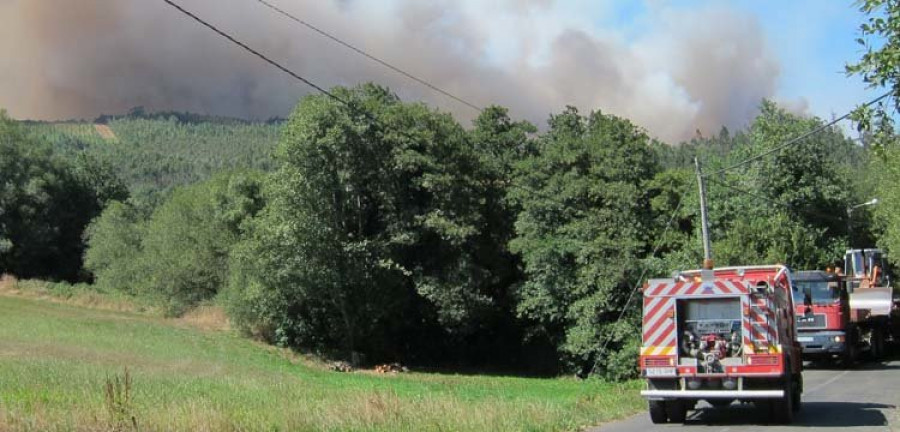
648, 400, 668, 424
665, 400, 688, 423
839, 343, 858, 368
771, 378, 795, 424
871, 328, 885, 360
791, 375, 801, 412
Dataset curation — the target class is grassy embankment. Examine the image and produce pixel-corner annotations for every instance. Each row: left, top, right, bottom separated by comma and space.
0, 280, 643, 431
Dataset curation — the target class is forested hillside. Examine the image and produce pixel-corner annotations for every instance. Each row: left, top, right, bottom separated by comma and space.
1, 80, 890, 379
22, 112, 280, 208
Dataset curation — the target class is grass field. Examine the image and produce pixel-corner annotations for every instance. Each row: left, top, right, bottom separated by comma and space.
0, 293, 644, 431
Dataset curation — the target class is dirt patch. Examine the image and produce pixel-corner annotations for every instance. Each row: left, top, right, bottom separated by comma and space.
94, 124, 117, 140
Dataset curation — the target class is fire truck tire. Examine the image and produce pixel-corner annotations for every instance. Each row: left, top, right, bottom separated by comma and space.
871, 328, 885, 360
665, 400, 688, 423
791, 374, 801, 412
771, 378, 795, 424
839, 343, 858, 368
648, 401, 668, 424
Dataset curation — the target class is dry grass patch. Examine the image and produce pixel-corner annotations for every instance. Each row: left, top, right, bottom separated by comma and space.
0, 274, 19, 294
0, 277, 142, 314
177, 305, 230, 332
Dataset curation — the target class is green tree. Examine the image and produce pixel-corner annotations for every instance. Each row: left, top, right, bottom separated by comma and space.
85, 170, 263, 314
869, 147, 900, 263
645, 167, 701, 273
708, 101, 857, 269
83, 201, 147, 293
847, 0, 900, 266
846, 0, 900, 148
509, 106, 659, 379
227, 85, 498, 362
141, 171, 263, 314
0, 111, 125, 281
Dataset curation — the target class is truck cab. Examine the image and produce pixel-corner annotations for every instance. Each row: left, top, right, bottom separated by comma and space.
791, 271, 851, 362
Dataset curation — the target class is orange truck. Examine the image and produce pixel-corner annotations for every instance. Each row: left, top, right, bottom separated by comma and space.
842, 249, 897, 359
639, 265, 803, 424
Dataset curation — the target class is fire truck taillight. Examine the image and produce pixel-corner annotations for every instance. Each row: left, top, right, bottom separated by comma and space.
747, 354, 779, 366
642, 357, 675, 367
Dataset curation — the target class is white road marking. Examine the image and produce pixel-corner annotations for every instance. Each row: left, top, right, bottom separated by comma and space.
805, 370, 849, 395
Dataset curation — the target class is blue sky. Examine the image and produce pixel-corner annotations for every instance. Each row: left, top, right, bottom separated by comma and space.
447, 0, 882, 140
733, 0, 878, 120
602, 0, 878, 126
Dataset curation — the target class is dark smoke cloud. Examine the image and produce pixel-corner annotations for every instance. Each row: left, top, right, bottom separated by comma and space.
0, 0, 781, 142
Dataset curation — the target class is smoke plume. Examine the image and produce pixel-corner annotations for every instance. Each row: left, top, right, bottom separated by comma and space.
0, 0, 781, 143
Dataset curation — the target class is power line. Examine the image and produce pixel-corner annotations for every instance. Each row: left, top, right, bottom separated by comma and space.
706, 90, 892, 177
161, 0, 350, 107
252, 0, 483, 113
159, 0, 585, 211
588, 193, 685, 378
160, 0, 796, 380
704, 176, 846, 225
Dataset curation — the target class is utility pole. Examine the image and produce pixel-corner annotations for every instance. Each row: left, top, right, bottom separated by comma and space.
695, 158, 713, 269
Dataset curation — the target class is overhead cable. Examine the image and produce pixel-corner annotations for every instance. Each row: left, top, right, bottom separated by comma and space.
161, 0, 351, 108
704, 176, 846, 225
588, 193, 686, 377
252, 0, 483, 112
706, 90, 892, 177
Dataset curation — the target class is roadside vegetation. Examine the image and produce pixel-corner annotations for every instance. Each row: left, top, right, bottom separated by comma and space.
0, 292, 642, 431
0, 79, 883, 381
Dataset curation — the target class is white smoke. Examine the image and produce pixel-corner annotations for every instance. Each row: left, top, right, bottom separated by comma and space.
0, 0, 781, 143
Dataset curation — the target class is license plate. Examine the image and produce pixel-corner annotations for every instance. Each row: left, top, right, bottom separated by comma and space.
644, 367, 676, 377
797, 336, 814, 342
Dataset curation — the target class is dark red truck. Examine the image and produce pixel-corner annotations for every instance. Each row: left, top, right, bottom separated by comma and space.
792, 249, 898, 364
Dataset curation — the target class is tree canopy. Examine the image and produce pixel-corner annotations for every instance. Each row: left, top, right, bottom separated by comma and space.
3, 77, 886, 379
0, 111, 126, 281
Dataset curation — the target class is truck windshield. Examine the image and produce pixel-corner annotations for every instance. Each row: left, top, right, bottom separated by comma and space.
792, 280, 838, 304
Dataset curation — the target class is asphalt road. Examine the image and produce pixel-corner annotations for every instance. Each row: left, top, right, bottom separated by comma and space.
592, 358, 900, 431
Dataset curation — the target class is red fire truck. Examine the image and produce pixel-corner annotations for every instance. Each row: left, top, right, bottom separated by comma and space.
639, 265, 803, 424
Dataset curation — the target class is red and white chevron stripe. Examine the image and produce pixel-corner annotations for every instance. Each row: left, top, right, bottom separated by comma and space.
642, 279, 752, 356
641, 295, 676, 356
644, 280, 746, 297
